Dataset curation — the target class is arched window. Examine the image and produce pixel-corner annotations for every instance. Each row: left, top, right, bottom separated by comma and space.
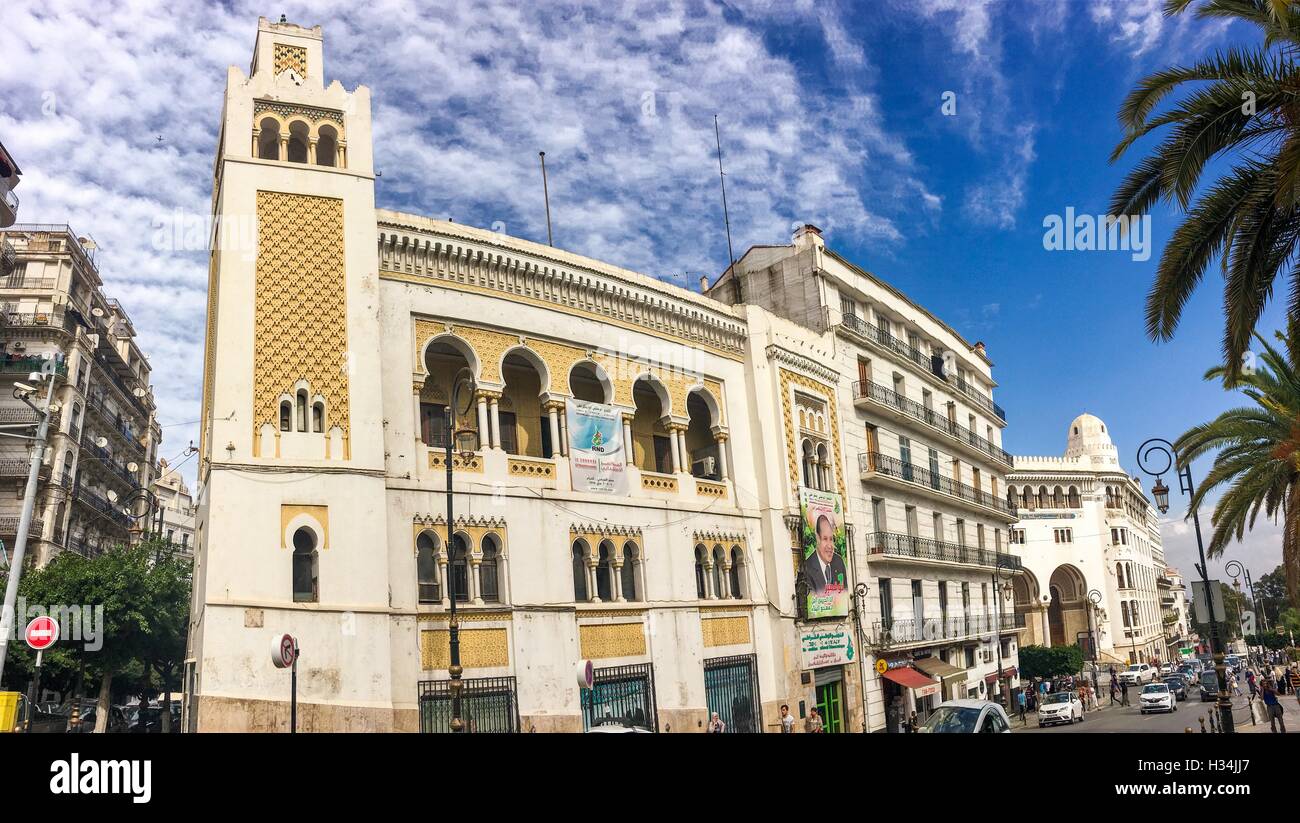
712, 546, 726, 598
729, 547, 743, 599
1037, 486, 1048, 508
317, 124, 338, 167
1006, 487, 1016, 509
280, 400, 292, 432
257, 117, 281, 160
620, 542, 639, 602
1021, 486, 1032, 509
292, 527, 318, 603
450, 534, 469, 602
1068, 486, 1081, 507
694, 545, 707, 599
572, 542, 589, 602
287, 120, 309, 163
816, 443, 831, 491
1121, 601, 1130, 627
480, 536, 501, 603
801, 440, 815, 488
1053, 486, 1064, 507
416, 532, 440, 604
312, 401, 324, 433
1116, 563, 1125, 589
596, 541, 614, 602
296, 390, 308, 433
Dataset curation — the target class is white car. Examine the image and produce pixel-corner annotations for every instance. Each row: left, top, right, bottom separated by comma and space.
1159, 662, 1173, 675
1140, 682, 1177, 714
1119, 663, 1155, 686
1037, 691, 1084, 727
917, 700, 1012, 734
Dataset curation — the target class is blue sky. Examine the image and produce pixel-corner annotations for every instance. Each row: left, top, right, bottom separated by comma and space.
0, 0, 1286, 585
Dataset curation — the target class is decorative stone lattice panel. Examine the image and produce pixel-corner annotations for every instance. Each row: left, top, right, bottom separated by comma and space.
253, 191, 350, 449
701, 616, 750, 647
578, 622, 646, 659
780, 369, 845, 500
420, 628, 509, 669
273, 43, 308, 77
253, 100, 344, 131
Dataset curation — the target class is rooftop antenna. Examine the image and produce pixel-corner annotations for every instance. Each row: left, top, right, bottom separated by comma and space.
713, 115, 738, 286
539, 151, 554, 247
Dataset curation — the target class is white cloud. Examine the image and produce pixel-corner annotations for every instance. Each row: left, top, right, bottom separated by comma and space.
0, 0, 941, 484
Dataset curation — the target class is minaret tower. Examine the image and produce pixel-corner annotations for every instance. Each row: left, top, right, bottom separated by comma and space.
188, 17, 397, 731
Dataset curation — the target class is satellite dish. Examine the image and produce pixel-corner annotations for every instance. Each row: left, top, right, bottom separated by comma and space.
127, 461, 139, 473
132, 387, 147, 398
106, 489, 118, 503
91, 307, 104, 318
95, 437, 108, 448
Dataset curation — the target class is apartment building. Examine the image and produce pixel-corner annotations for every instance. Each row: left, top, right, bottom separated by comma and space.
0, 224, 161, 566
151, 458, 196, 560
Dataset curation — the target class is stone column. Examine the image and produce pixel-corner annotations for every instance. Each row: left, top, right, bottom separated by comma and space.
714, 433, 729, 480
718, 561, 732, 599
413, 382, 425, 449
307, 136, 318, 165
677, 428, 690, 474
558, 410, 568, 457
469, 557, 483, 605
277, 134, 287, 161
705, 561, 717, 600
439, 554, 451, 608
547, 404, 561, 458
622, 414, 635, 466
587, 559, 600, 603
251, 128, 260, 156
489, 396, 502, 451
476, 394, 490, 449
668, 426, 681, 473
338, 140, 348, 168
612, 559, 625, 602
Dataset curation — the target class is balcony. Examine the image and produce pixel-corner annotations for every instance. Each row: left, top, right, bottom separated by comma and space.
0, 181, 17, 228
0, 458, 51, 480
852, 379, 1013, 467
92, 353, 151, 418
865, 530, 1022, 571
0, 354, 69, 377
0, 407, 39, 425
73, 486, 131, 530
82, 441, 139, 489
0, 238, 14, 276
84, 392, 147, 454
866, 611, 1025, 650
859, 451, 1018, 520
836, 313, 1006, 423
0, 515, 45, 537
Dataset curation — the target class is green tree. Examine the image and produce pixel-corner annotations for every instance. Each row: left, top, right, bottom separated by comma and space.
1257, 565, 1289, 623
1109, 0, 1300, 378
1175, 332, 1300, 607
1017, 644, 1085, 680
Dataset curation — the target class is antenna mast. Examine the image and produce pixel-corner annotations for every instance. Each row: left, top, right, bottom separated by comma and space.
539, 151, 554, 247
714, 115, 737, 283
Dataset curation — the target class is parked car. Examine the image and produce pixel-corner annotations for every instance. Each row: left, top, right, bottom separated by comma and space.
1162, 675, 1188, 701
1178, 663, 1198, 684
585, 721, 653, 733
1118, 663, 1156, 686
1140, 683, 1177, 714
1037, 691, 1084, 727
1199, 671, 1221, 702
13, 696, 69, 734
917, 700, 1012, 733
1159, 662, 1174, 675
128, 703, 181, 733
68, 703, 131, 734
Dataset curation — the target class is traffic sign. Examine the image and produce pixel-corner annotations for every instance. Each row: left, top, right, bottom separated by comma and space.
875, 658, 888, 675
576, 659, 594, 690
24, 616, 58, 651
271, 633, 298, 669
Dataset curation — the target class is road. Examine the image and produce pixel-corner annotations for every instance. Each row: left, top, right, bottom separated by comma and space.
1014, 684, 1264, 734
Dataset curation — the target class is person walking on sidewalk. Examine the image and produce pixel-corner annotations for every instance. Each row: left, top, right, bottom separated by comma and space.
1110, 678, 1119, 706
1120, 679, 1130, 707
1016, 689, 1027, 725
1262, 681, 1286, 733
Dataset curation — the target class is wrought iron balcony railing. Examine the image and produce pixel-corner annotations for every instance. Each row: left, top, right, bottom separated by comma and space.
864, 530, 1021, 570
852, 380, 1012, 465
859, 451, 1017, 516
866, 611, 1025, 648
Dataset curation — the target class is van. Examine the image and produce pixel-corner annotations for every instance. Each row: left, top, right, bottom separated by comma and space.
1199, 671, 1220, 701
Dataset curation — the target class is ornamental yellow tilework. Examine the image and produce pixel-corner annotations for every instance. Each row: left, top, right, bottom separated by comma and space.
780, 369, 845, 500
273, 43, 307, 77
701, 616, 750, 647
253, 191, 350, 443
578, 622, 646, 659
420, 628, 509, 669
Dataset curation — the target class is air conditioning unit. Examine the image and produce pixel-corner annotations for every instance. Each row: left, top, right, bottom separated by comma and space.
982, 650, 993, 663
691, 457, 716, 478
11, 341, 24, 352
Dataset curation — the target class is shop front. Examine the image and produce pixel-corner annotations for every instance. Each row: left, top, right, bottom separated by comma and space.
878, 658, 940, 733
913, 655, 968, 703
799, 624, 856, 733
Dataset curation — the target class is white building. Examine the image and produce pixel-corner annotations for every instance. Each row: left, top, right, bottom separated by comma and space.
186, 16, 1023, 733
151, 458, 196, 559
1007, 414, 1168, 666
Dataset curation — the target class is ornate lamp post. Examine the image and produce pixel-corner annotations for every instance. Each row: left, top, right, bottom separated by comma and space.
1136, 438, 1233, 733
1087, 589, 1104, 662
1224, 559, 1265, 636
991, 557, 1018, 707
444, 371, 479, 733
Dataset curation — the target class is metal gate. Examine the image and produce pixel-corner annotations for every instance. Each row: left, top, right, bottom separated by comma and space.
418, 676, 520, 733
582, 663, 658, 731
704, 654, 761, 733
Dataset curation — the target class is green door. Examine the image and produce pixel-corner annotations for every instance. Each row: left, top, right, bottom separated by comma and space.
815, 681, 843, 733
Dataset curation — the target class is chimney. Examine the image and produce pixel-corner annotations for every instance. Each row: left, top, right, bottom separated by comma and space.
974, 341, 987, 357
699, 275, 709, 293
792, 223, 824, 249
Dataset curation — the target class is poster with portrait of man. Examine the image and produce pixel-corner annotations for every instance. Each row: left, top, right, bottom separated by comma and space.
799, 487, 849, 619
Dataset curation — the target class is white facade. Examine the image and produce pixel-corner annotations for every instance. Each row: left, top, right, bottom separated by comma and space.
151, 458, 196, 559
1008, 414, 1169, 665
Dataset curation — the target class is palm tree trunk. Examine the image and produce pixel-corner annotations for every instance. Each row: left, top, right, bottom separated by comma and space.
1287, 483, 1300, 609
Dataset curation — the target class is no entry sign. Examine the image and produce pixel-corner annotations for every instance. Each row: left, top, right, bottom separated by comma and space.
24, 616, 59, 651
272, 633, 298, 669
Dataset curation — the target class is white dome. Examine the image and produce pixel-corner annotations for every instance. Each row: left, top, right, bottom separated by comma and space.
1065, 412, 1114, 458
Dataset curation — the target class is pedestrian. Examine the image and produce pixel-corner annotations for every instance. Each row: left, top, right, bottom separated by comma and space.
779, 703, 795, 734
1016, 689, 1027, 725
1121, 680, 1130, 707
1262, 681, 1286, 733
1110, 679, 1118, 706
708, 712, 726, 733
1231, 672, 1243, 697
908, 711, 919, 733
806, 707, 824, 733
1248, 671, 1258, 698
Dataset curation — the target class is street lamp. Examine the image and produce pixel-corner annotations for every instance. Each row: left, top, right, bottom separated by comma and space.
1087, 589, 1104, 662
991, 557, 1018, 708
1224, 559, 1266, 636
1136, 438, 1234, 733
444, 371, 478, 733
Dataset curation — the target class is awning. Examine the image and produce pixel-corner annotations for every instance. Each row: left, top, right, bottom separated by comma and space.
985, 667, 1018, 684
882, 666, 940, 698
913, 657, 967, 681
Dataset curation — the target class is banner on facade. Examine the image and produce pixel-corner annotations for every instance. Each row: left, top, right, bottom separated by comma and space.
799, 487, 849, 619
800, 624, 855, 670
567, 400, 629, 495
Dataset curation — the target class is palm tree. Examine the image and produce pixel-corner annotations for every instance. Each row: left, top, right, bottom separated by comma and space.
1110, 0, 1300, 378
1175, 331, 1300, 607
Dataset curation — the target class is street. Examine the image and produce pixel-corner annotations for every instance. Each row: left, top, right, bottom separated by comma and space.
1015, 677, 1287, 734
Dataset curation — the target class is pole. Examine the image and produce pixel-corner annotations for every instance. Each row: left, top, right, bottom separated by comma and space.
0, 376, 57, 685
25, 648, 42, 733
446, 398, 463, 732
290, 639, 298, 734
539, 152, 554, 247
992, 572, 1007, 709
713, 115, 737, 281
1186, 474, 1234, 733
